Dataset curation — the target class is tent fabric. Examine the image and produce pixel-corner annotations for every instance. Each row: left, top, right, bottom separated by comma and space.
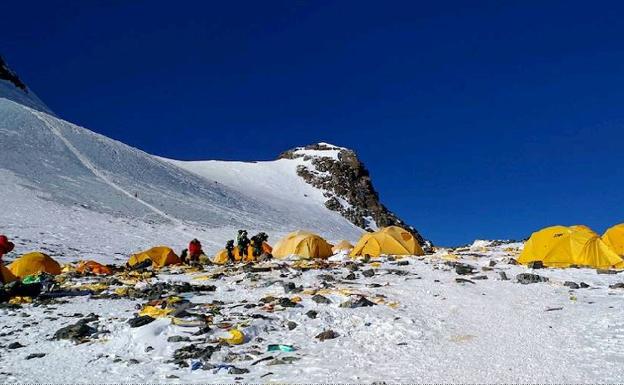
272, 231, 333, 259
517, 225, 572, 265
519, 225, 624, 269
1, 264, 18, 284
603, 223, 624, 256
128, 246, 181, 268
213, 242, 272, 265
332, 240, 354, 253
350, 226, 424, 257
8, 252, 62, 278
76, 260, 112, 275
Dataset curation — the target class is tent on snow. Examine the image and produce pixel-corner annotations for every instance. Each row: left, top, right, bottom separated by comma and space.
8, 252, 62, 278
213, 242, 272, 265
350, 226, 424, 258
332, 240, 354, 254
272, 231, 333, 259
128, 246, 181, 268
76, 260, 112, 275
518, 225, 624, 269
603, 223, 624, 256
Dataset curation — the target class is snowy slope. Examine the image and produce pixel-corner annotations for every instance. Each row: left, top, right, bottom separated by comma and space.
0, 96, 362, 261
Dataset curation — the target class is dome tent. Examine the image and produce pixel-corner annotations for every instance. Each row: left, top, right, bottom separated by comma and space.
128, 246, 181, 268
519, 225, 624, 269
350, 226, 424, 258
8, 252, 62, 278
272, 231, 333, 259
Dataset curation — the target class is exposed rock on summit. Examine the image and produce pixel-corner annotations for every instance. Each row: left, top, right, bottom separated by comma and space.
279, 143, 427, 246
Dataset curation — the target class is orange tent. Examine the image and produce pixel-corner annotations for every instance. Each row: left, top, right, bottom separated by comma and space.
76, 260, 112, 275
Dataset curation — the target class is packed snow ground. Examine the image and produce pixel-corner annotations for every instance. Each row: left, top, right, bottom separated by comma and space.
2, 242, 624, 383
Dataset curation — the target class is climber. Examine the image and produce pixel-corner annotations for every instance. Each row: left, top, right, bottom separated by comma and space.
251, 232, 268, 257
225, 240, 236, 263
188, 238, 210, 264
236, 230, 250, 260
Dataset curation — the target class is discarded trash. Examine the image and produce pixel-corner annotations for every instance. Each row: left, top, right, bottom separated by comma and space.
267, 344, 296, 352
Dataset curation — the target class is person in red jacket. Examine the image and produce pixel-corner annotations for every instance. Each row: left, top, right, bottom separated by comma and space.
0, 235, 15, 260
188, 239, 202, 261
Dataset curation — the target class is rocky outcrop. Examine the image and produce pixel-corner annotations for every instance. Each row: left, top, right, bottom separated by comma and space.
0, 56, 27, 91
279, 143, 428, 246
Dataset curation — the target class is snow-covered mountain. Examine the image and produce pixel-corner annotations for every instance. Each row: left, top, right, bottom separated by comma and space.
0, 57, 424, 261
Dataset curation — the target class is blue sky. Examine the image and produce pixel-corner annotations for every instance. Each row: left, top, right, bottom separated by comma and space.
2, 0, 623, 245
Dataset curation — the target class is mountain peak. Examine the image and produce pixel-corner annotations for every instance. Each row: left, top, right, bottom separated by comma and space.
279, 143, 428, 246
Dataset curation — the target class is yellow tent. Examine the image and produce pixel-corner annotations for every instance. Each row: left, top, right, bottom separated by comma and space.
518, 225, 571, 265
603, 223, 624, 256
128, 246, 181, 268
332, 240, 354, 253
519, 225, 624, 269
1, 265, 18, 283
350, 226, 424, 257
213, 242, 272, 265
272, 231, 333, 259
8, 252, 62, 278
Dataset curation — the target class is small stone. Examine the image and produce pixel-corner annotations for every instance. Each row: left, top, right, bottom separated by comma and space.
455, 264, 475, 275
344, 272, 356, 280
499, 272, 509, 281
228, 367, 249, 375
455, 278, 475, 284
362, 269, 375, 278
315, 329, 339, 341
311, 294, 331, 304
340, 296, 376, 308
516, 273, 548, 284
167, 336, 191, 343
397, 260, 409, 266
564, 281, 580, 289
127, 315, 155, 328
489, 260, 497, 267
580, 282, 590, 288
609, 283, 624, 289
306, 310, 318, 319
282, 282, 302, 294
145, 346, 154, 352
53, 320, 97, 341
8, 342, 24, 349
128, 359, 140, 365
287, 321, 297, 330
470, 275, 488, 280
278, 298, 298, 308
25, 353, 45, 360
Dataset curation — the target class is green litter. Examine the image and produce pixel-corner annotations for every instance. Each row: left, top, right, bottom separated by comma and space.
267, 344, 296, 352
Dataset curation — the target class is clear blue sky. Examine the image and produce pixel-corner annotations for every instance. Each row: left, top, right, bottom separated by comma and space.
2, 0, 623, 245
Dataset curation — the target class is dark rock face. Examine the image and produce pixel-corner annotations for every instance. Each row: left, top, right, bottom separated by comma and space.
279, 143, 427, 247
0, 56, 27, 91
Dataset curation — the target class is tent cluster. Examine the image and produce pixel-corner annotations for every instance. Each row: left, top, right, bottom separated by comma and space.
518, 224, 624, 269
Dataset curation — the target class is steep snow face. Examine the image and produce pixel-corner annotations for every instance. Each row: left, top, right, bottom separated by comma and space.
0, 98, 362, 259
0, 57, 54, 115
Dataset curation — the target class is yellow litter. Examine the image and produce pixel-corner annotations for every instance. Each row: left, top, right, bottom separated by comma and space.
370, 262, 382, 268
139, 305, 173, 318
223, 329, 245, 345
9, 296, 32, 304
114, 287, 129, 296
290, 296, 302, 303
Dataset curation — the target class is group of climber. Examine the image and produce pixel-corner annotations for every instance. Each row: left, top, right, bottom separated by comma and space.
177, 230, 272, 266
224, 230, 271, 263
